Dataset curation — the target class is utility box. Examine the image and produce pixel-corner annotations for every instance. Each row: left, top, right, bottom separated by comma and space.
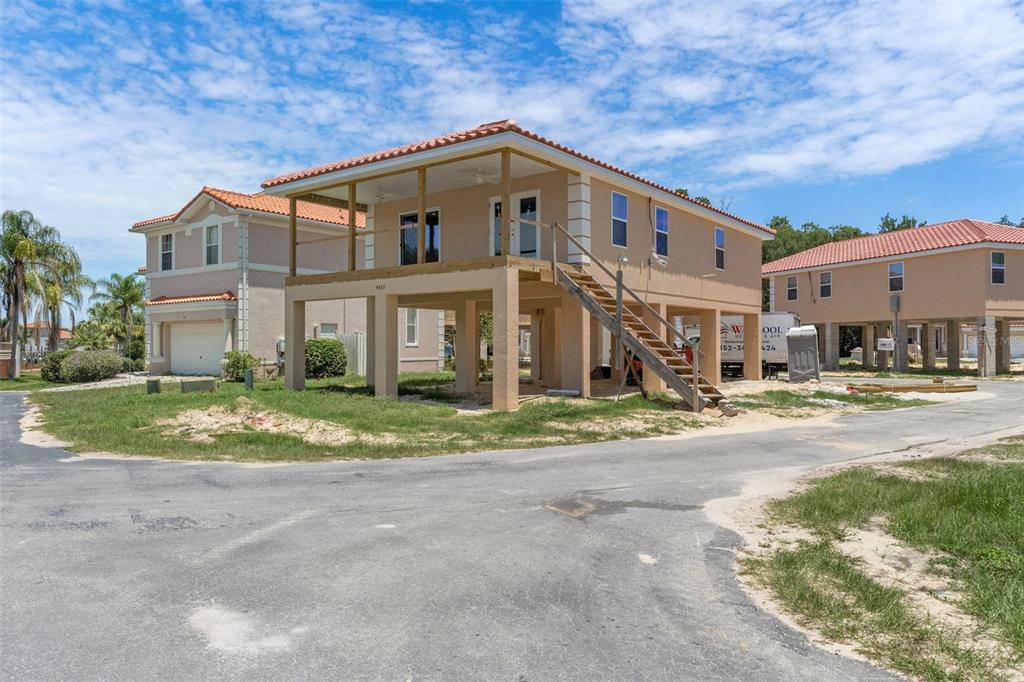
785, 325, 820, 383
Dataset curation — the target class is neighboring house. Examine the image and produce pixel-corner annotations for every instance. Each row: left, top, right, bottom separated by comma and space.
762, 219, 1024, 376
259, 119, 775, 410
130, 186, 443, 376
23, 320, 72, 356
962, 320, 1024, 360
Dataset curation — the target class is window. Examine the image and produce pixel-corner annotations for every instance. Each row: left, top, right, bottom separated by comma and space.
205, 225, 219, 265
819, 271, 832, 298
405, 308, 418, 346
319, 323, 338, 340
991, 251, 1005, 285
888, 261, 904, 292
400, 210, 440, 265
160, 234, 173, 271
611, 191, 628, 247
654, 206, 669, 257
715, 227, 725, 270
787, 275, 798, 301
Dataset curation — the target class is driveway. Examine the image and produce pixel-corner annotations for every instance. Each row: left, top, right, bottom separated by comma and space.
2, 384, 1022, 681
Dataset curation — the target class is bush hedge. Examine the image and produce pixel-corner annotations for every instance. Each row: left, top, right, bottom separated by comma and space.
223, 351, 259, 381
41, 349, 73, 383
305, 338, 347, 379
60, 350, 122, 383
121, 357, 145, 373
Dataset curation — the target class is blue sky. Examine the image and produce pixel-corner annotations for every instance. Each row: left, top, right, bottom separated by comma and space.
2, 0, 1023, 285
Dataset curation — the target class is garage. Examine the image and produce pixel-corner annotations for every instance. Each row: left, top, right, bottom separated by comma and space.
169, 322, 225, 375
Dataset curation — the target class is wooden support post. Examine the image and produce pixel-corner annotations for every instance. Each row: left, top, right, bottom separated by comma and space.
288, 197, 297, 277
348, 183, 357, 271
500, 148, 511, 256
417, 168, 426, 264
492, 266, 520, 411
455, 298, 479, 395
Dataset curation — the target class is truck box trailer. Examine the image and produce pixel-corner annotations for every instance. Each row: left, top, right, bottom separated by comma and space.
684, 312, 800, 378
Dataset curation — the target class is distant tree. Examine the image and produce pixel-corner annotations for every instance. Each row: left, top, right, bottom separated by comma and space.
90, 273, 144, 356
878, 213, 926, 232
996, 214, 1024, 227
673, 188, 712, 207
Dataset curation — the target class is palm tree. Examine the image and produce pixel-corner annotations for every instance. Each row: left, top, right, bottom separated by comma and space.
90, 273, 144, 356
37, 243, 91, 352
1, 210, 63, 378
69, 320, 112, 350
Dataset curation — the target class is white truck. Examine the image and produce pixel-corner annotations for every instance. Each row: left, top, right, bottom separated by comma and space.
684, 312, 800, 378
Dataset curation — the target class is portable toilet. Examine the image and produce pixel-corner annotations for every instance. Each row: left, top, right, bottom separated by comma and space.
786, 325, 820, 383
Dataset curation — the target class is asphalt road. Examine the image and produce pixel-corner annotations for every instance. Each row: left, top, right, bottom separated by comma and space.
2, 383, 1022, 681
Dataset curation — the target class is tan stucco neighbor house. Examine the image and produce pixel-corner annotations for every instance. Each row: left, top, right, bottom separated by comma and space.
260, 119, 776, 411
130, 186, 443, 376
762, 219, 1024, 377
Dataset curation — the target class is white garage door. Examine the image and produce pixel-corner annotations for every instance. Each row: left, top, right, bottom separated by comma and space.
170, 323, 225, 376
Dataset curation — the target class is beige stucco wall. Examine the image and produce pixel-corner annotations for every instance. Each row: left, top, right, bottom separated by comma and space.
770, 247, 1024, 323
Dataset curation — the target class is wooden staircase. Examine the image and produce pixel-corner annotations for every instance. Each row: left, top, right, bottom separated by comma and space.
556, 265, 727, 411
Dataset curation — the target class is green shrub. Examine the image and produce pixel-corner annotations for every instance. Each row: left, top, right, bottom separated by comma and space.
60, 350, 122, 383
121, 357, 145, 373
305, 338, 346, 379
223, 351, 259, 381
41, 349, 73, 383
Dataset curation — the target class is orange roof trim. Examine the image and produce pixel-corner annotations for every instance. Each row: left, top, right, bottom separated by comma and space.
132, 186, 365, 230
762, 219, 1024, 274
146, 291, 238, 306
262, 119, 772, 236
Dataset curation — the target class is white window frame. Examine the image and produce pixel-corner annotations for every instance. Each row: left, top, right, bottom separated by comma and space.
787, 275, 798, 301
654, 205, 669, 258
405, 308, 419, 347
488, 191, 541, 258
819, 270, 832, 299
319, 322, 338, 339
714, 227, 726, 271
991, 251, 1005, 285
160, 233, 174, 271
204, 224, 221, 266
888, 261, 904, 292
399, 207, 442, 265
611, 191, 628, 248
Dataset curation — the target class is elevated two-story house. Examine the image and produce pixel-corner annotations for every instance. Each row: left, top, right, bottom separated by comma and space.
762, 219, 1024, 376
130, 186, 443, 376
260, 120, 775, 410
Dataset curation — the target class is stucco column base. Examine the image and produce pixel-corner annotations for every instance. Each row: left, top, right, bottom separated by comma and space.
824, 322, 840, 371
285, 300, 305, 390
946, 320, 961, 371
894, 320, 909, 372
698, 308, 722, 386
455, 298, 479, 395
862, 324, 876, 369
491, 267, 520, 411
922, 322, 936, 370
996, 319, 1011, 374
642, 302, 667, 394
529, 310, 543, 382
543, 304, 562, 387
874, 324, 889, 371
742, 312, 762, 379
977, 315, 996, 378
365, 296, 376, 387
373, 293, 398, 398
559, 290, 591, 398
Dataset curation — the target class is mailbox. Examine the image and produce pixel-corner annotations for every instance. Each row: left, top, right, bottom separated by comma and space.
785, 325, 820, 383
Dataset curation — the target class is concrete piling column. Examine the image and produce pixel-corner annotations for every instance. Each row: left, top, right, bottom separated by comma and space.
530, 310, 543, 382
559, 290, 591, 398
894, 320, 909, 372
977, 315, 996, 378
491, 267, 520, 410
698, 308, 722, 386
946, 320, 961, 371
365, 296, 376, 388
874, 323, 889, 371
455, 298, 479, 395
862, 324, 876, 369
743, 312, 762, 380
284, 299, 306, 390
922, 322, 936, 371
373, 293, 398, 397
642, 302, 667, 394
824, 322, 840, 371
996, 319, 1011, 374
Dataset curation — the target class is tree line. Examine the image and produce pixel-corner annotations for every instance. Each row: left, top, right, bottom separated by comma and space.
1, 209, 145, 379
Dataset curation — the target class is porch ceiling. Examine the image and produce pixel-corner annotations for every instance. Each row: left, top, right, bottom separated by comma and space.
313, 153, 553, 204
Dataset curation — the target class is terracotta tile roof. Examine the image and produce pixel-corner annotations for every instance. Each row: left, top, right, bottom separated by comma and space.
261, 119, 772, 236
146, 291, 238, 306
131, 186, 364, 229
24, 321, 71, 336
137, 265, 147, 273
762, 219, 1024, 274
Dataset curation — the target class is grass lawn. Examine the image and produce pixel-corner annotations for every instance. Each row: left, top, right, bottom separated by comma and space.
0, 372, 62, 392
742, 436, 1024, 680
29, 372, 701, 461
731, 389, 934, 414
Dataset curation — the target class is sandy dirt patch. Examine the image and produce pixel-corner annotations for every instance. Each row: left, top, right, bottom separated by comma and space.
18, 402, 69, 448
157, 397, 398, 447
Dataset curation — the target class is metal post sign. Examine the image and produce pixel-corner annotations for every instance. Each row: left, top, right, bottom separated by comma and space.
877, 338, 895, 352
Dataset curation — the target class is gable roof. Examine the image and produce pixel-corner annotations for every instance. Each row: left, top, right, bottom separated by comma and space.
762, 219, 1024, 274
261, 119, 772, 236
131, 186, 365, 230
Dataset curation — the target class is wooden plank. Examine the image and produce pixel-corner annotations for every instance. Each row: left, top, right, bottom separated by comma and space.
289, 198, 297, 277
291, 192, 368, 213
348, 183, 357, 271
417, 167, 426, 264
500, 148, 511, 256
285, 255, 548, 287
